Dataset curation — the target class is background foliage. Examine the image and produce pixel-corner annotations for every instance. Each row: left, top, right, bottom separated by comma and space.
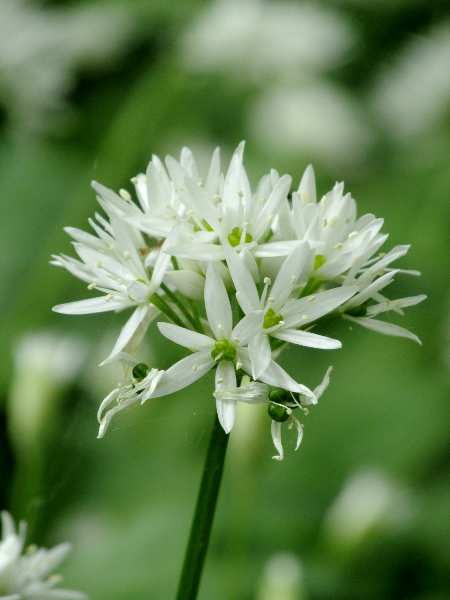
0, 0, 449, 599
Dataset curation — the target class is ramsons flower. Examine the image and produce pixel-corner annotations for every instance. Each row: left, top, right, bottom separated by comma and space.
0, 511, 86, 600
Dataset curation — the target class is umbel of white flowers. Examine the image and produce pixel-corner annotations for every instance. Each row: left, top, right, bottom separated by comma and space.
52, 142, 425, 459
0, 511, 87, 600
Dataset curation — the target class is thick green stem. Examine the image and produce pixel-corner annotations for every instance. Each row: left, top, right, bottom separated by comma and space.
175, 413, 229, 600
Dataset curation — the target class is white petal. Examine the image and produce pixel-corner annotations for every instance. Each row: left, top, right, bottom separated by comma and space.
283, 286, 358, 326
231, 311, 264, 346
168, 243, 225, 261
205, 263, 233, 338
158, 322, 213, 349
215, 362, 237, 433
298, 164, 316, 203
271, 421, 284, 461
165, 270, 205, 300
313, 366, 333, 400
248, 333, 272, 380
366, 294, 427, 316
224, 245, 259, 310
272, 328, 342, 349
342, 271, 397, 311
53, 297, 128, 315
213, 382, 269, 404
254, 240, 318, 257
150, 351, 215, 399
100, 305, 158, 365
343, 315, 422, 344
270, 241, 310, 308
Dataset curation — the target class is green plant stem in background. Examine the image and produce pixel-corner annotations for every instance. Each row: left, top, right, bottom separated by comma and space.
175, 413, 230, 600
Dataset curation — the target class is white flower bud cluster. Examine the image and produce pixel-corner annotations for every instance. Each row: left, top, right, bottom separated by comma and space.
52, 142, 425, 458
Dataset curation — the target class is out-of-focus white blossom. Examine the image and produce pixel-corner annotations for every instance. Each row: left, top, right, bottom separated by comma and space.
372, 22, 450, 140
0, 511, 87, 600
0, 0, 133, 132
256, 552, 305, 600
181, 0, 354, 82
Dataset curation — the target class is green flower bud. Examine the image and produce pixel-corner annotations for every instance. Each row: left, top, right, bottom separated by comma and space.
132, 362, 150, 382
268, 402, 290, 422
227, 227, 252, 247
263, 308, 283, 329
314, 254, 326, 271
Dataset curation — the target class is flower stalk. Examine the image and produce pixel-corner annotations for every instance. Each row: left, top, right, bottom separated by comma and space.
175, 412, 230, 600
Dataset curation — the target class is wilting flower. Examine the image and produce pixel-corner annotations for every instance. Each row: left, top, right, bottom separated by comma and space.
0, 511, 86, 600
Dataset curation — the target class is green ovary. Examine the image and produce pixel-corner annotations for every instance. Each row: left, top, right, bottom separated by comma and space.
227, 227, 253, 247
314, 254, 326, 271
263, 308, 283, 329
211, 339, 237, 362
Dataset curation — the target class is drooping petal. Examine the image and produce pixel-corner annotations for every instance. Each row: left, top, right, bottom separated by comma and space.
271, 421, 284, 461
213, 382, 269, 404
343, 315, 422, 344
215, 361, 237, 433
313, 366, 333, 400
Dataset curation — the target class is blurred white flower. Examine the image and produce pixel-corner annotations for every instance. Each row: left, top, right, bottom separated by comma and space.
323, 470, 414, 549
181, 0, 354, 83
256, 552, 305, 600
0, 0, 133, 132
8, 332, 86, 448
0, 511, 87, 600
251, 82, 372, 167
372, 22, 450, 140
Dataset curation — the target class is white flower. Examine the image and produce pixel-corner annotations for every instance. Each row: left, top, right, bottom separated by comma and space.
52, 211, 172, 363
225, 242, 358, 378
0, 511, 86, 600
97, 366, 165, 438
155, 263, 316, 433
215, 367, 332, 460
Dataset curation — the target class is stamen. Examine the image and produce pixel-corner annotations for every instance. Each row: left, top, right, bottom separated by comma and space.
105, 294, 113, 302
334, 242, 343, 250
348, 231, 358, 239
258, 197, 266, 204
96, 261, 102, 268
320, 196, 327, 207
322, 218, 327, 227
116, 279, 123, 285
308, 295, 315, 302
192, 364, 198, 371
109, 244, 115, 251
197, 179, 203, 187
236, 362, 242, 370
328, 216, 338, 228
124, 251, 131, 260
266, 214, 273, 223
291, 275, 297, 284
233, 337, 240, 343
188, 346, 198, 352
264, 277, 271, 285
119, 189, 131, 201
213, 194, 222, 203
216, 378, 224, 384
88, 282, 97, 290
217, 324, 224, 331
237, 190, 244, 198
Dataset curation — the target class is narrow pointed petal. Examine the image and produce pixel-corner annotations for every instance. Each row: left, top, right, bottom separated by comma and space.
53, 297, 127, 315
343, 315, 422, 344
270, 241, 310, 308
366, 294, 427, 317
283, 286, 358, 327
231, 311, 264, 346
205, 263, 233, 338
215, 362, 237, 433
314, 366, 333, 400
213, 382, 269, 404
150, 351, 215, 399
224, 245, 259, 310
248, 333, 272, 380
272, 328, 342, 349
158, 322, 213, 349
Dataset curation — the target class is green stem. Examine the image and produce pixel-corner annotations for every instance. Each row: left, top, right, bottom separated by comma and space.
161, 283, 201, 332
188, 298, 203, 334
175, 413, 230, 600
150, 293, 186, 328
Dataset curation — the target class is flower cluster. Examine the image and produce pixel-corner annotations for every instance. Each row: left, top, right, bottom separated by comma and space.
0, 511, 86, 600
52, 143, 425, 459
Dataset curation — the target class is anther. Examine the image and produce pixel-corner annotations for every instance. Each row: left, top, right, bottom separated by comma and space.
88, 282, 97, 290
179, 183, 185, 191
291, 276, 297, 284
186, 209, 195, 215
328, 216, 338, 228
302, 315, 308, 321
308, 295, 315, 302
320, 196, 327, 207
96, 261, 102, 268
109, 244, 115, 251
119, 189, 131, 201
348, 231, 358, 239
213, 194, 222, 203
188, 345, 198, 352
131, 177, 138, 184
192, 364, 198, 371
116, 279, 123, 285
216, 378, 224, 384
216, 216, 223, 222
238, 190, 244, 198
197, 179, 203, 187
233, 337, 240, 343
334, 242, 343, 250
322, 218, 328, 227
258, 197, 266, 204
217, 324, 224, 330
268, 297, 275, 303
98, 249, 105, 254
236, 362, 242, 370
264, 277, 272, 285
279, 320, 285, 326
124, 251, 131, 259
105, 294, 113, 302
266, 214, 273, 223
